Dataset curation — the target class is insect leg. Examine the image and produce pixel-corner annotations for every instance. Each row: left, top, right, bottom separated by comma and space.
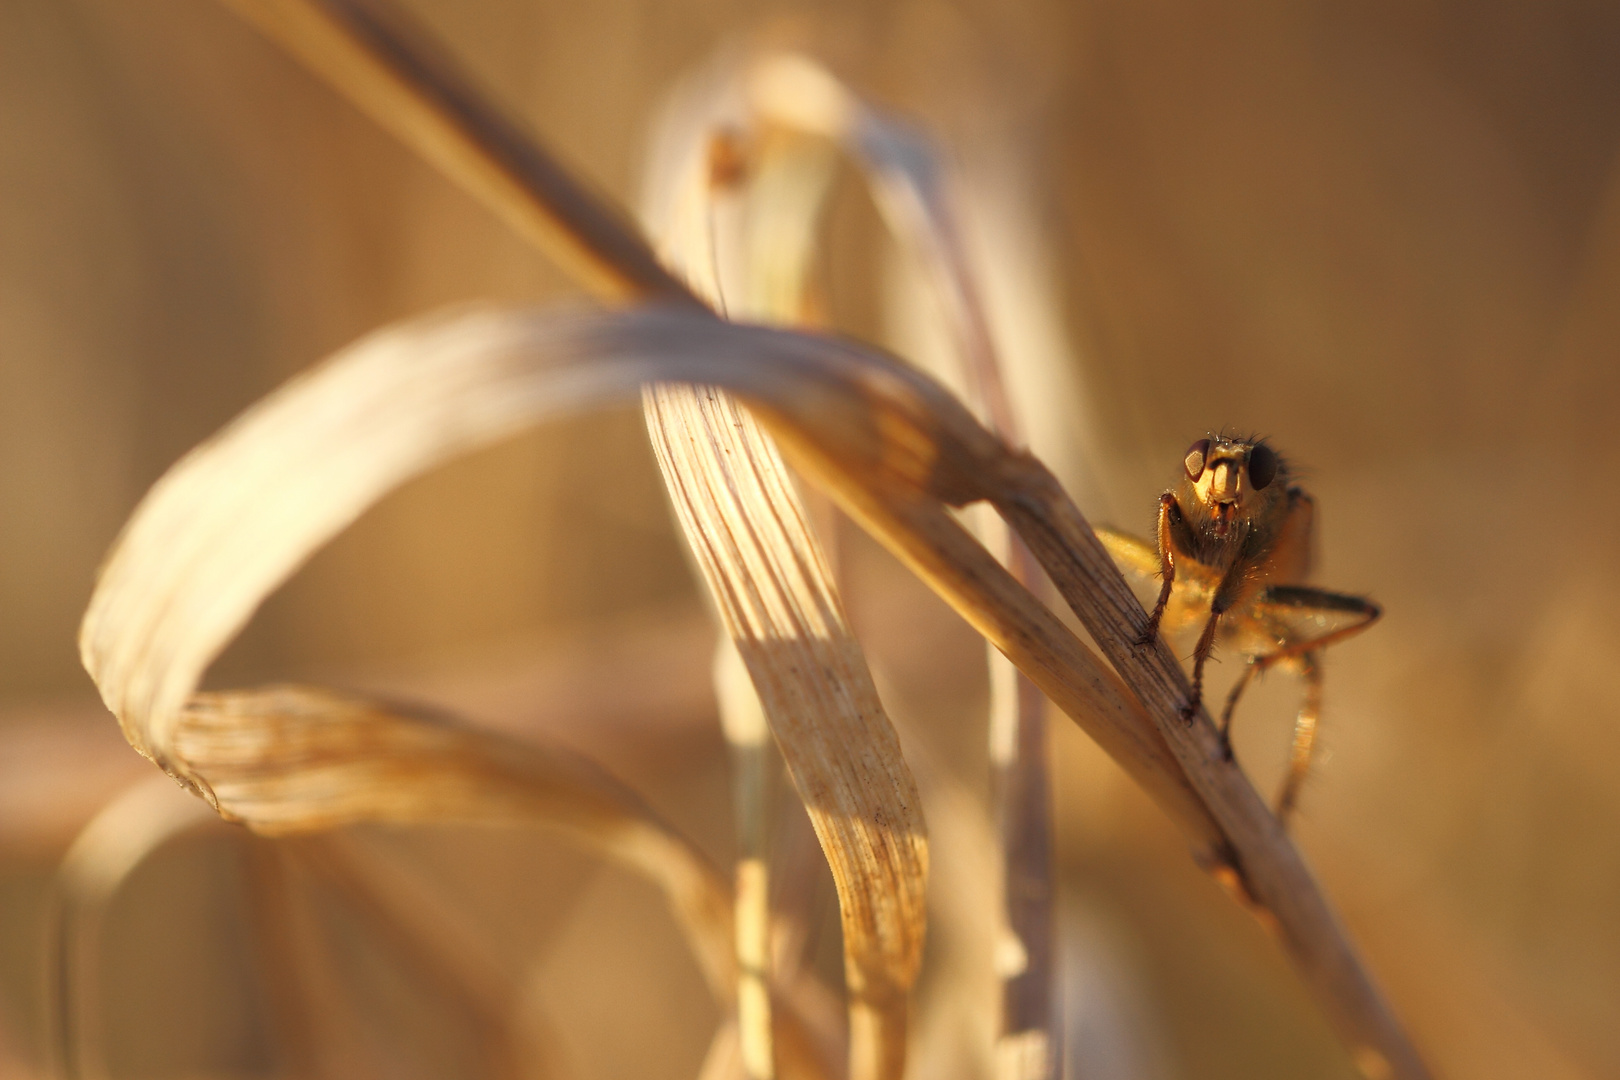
1217, 658, 1261, 759
1184, 610, 1222, 721
1181, 553, 1251, 721
1277, 652, 1324, 822
1236, 587, 1378, 824
1249, 585, 1382, 666
1138, 493, 1179, 646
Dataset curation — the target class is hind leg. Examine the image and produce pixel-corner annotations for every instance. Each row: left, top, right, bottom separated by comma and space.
1276, 652, 1323, 824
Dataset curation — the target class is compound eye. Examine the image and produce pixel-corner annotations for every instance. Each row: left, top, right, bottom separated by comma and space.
1247, 444, 1279, 490
1183, 439, 1210, 480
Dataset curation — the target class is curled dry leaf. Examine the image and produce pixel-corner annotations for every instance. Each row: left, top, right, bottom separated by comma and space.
74, 297, 1167, 1077
72, 301, 975, 1080
78, 305, 990, 779
72, 301, 961, 1080
174, 684, 736, 999
742, 53, 1062, 1074
644, 69, 926, 1080
46, 777, 227, 1080
100, 2, 1431, 1074
646, 384, 927, 1080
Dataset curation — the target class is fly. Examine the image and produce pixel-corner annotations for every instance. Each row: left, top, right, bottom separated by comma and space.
1096, 435, 1381, 821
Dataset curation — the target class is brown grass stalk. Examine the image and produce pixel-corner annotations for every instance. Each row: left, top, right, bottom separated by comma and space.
96, 2, 1432, 1076
217, 0, 691, 305
642, 78, 927, 1080
744, 57, 1063, 1074
644, 385, 927, 1080
990, 474, 1429, 1080
215, 9, 928, 1078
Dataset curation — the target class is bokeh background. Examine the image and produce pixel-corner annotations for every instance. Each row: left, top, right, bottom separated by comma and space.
3, 1, 1620, 1078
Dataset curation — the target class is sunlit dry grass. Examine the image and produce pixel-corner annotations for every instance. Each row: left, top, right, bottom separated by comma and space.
2, 2, 1619, 1080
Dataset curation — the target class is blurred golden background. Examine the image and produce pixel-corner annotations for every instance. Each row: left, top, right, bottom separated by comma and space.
3, 1, 1619, 1078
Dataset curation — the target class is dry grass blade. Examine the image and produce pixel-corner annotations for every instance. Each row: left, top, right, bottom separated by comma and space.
643, 72, 926, 1080
990, 469, 1431, 1080
714, 643, 781, 1080
73, 301, 956, 1078
217, 0, 690, 305
645, 385, 927, 1080
174, 684, 735, 1001
126, 2, 1430, 1075
743, 55, 1062, 1076
45, 777, 226, 1080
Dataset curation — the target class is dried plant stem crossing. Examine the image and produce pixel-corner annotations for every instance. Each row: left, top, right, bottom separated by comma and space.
222, 6, 931, 1078
743, 57, 1062, 1072
993, 470, 1428, 1080
181, 3, 1427, 1076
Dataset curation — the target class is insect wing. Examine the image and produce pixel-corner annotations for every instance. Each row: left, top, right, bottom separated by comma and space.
1250, 585, 1380, 651
1093, 526, 1160, 586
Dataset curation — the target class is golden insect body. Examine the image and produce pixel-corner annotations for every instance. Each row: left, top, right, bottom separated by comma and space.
1096, 435, 1381, 821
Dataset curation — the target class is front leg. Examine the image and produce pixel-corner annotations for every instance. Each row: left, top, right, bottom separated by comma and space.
1137, 493, 1181, 646
1217, 658, 1262, 758
1182, 555, 1251, 722
1182, 610, 1222, 721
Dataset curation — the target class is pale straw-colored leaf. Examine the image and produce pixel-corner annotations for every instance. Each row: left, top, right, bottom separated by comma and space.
644, 383, 927, 1080
713, 641, 782, 1080
143, 3, 1430, 1074
643, 66, 925, 1080
657, 55, 1061, 1076
73, 297, 970, 1076
172, 684, 737, 1003
45, 777, 227, 1080
78, 305, 981, 778
47, 770, 553, 1080
741, 55, 1062, 1078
